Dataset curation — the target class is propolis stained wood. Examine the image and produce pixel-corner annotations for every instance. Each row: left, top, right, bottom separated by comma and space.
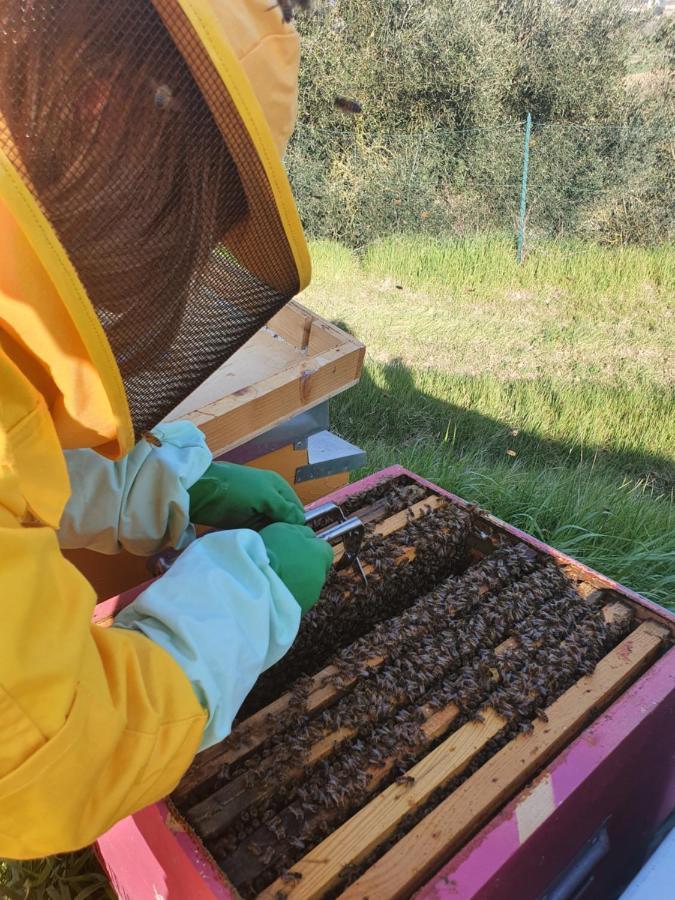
94, 467, 675, 900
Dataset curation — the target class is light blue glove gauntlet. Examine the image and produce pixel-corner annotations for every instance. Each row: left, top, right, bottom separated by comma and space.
59, 421, 211, 555
114, 529, 301, 750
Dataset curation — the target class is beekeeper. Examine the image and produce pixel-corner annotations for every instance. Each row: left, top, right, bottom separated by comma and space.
0, 0, 333, 857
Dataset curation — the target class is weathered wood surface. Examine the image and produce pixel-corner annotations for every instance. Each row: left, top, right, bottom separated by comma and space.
330, 621, 668, 900
165, 301, 365, 456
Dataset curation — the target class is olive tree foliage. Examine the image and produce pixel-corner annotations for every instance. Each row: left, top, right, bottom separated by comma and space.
286, 0, 674, 247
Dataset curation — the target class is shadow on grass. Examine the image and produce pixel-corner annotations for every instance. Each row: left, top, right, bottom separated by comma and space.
332, 322, 674, 495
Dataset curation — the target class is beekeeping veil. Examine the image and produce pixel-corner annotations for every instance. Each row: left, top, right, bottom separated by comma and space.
0, 0, 309, 448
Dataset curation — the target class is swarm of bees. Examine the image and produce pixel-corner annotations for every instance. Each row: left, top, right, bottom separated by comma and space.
173, 478, 636, 898
339, 477, 425, 519
239, 499, 473, 716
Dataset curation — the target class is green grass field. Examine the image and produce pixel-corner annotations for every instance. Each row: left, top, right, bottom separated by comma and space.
2, 235, 673, 898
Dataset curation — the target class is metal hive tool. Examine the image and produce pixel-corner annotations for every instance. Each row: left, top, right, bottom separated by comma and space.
149, 501, 366, 583
305, 502, 367, 586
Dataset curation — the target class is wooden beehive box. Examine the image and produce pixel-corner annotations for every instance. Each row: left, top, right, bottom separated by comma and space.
94, 467, 675, 900
165, 300, 364, 456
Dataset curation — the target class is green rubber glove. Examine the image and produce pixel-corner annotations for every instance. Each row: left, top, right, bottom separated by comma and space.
188, 462, 305, 530
259, 523, 333, 614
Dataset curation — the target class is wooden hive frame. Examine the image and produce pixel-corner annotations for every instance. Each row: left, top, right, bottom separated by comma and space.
94, 467, 675, 900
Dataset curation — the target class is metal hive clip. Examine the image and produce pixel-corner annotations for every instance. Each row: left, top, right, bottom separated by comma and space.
305, 502, 367, 586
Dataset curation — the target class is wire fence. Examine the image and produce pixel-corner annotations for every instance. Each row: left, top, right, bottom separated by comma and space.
286, 118, 675, 258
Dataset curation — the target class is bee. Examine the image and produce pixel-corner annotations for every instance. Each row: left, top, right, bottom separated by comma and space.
334, 96, 363, 115
395, 774, 415, 786
261, 845, 276, 866
269, 0, 310, 23
150, 83, 176, 112
141, 431, 162, 447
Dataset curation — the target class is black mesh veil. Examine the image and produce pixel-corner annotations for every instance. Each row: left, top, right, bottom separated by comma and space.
0, 0, 302, 435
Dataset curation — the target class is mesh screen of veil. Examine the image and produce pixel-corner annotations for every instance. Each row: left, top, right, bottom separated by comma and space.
0, 0, 301, 436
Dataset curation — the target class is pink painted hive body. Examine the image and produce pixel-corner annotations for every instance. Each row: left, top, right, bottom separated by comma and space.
95, 467, 675, 899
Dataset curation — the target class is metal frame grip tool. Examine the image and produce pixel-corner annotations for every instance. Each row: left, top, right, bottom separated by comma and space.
305, 502, 367, 586
150, 501, 367, 585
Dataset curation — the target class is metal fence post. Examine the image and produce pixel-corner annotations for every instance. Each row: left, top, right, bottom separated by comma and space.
517, 112, 532, 263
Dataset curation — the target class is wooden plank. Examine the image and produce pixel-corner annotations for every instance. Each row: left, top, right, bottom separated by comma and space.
265, 302, 315, 349
332, 495, 445, 564
167, 328, 300, 417
223, 604, 631, 889
167, 302, 345, 419
163, 297, 365, 457
177, 652, 385, 790
190, 604, 505, 841
191, 342, 365, 457
337, 620, 669, 900
198, 341, 363, 420
174, 664, 367, 801
349, 486, 429, 526
256, 711, 506, 900
223, 699, 501, 890
588, 588, 675, 638
180, 585, 620, 815
218, 609, 623, 881
200, 627, 516, 850
370, 494, 445, 535
267, 303, 345, 355
190, 726, 358, 838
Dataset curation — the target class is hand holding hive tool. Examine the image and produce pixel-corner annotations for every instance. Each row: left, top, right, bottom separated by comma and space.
187, 462, 306, 530
152, 498, 367, 591
258, 524, 333, 614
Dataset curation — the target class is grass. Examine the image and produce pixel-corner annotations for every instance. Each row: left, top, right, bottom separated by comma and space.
302, 235, 675, 607
0, 852, 112, 900
3, 234, 673, 898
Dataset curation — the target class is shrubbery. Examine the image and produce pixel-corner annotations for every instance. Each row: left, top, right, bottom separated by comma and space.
288, 0, 674, 248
